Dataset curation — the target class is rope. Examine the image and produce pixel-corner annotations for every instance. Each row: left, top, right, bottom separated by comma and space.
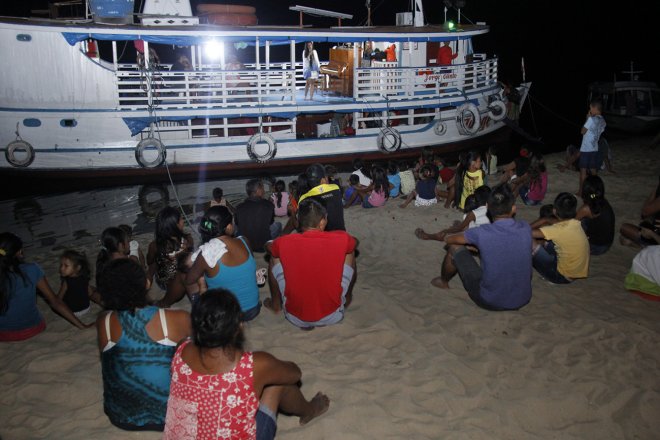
528, 93, 581, 129
142, 66, 201, 242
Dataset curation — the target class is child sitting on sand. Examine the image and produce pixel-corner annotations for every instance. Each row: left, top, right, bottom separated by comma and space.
387, 160, 401, 198
450, 151, 485, 210
399, 164, 439, 208
0, 232, 89, 341
414, 186, 491, 241
270, 180, 290, 217
532, 192, 590, 284
58, 249, 102, 317
118, 224, 146, 268
351, 158, 372, 186
209, 187, 235, 214
343, 174, 365, 207
345, 166, 391, 208
515, 154, 548, 206
576, 175, 615, 255
398, 160, 416, 197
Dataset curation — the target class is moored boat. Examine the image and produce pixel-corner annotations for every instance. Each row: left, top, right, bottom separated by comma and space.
1, 0, 529, 182
588, 62, 660, 134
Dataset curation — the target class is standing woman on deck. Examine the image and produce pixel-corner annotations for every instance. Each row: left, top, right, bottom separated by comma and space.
0, 232, 89, 341
302, 41, 320, 100
147, 207, 194, 307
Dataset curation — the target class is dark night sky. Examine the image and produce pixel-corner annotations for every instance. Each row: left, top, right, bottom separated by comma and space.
2, 0, 657, 149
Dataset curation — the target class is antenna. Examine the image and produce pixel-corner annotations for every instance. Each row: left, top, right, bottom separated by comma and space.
622, 61, 642, 81
366, 0, 371, 26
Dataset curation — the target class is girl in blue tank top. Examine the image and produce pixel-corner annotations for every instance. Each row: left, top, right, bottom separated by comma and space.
185, 206, 261, 321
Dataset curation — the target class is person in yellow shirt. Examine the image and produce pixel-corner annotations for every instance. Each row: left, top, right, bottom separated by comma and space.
531, 192, 590, 284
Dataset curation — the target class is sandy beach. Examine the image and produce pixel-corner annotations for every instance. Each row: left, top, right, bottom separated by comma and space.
1, 136, 659, 439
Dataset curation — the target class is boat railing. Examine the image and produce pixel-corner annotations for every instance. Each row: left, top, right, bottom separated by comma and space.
355, 57, 498, 100
116, 68, 297, 110
114, 58, 496, 110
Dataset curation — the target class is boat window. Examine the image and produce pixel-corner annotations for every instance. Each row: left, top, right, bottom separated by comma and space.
23, 118, 41, 127
60, 119, 77, 128
16, 34, 32, 42
651, 90, 660, 109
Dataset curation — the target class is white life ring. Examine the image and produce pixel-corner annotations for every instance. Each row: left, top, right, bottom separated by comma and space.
247, 133, 277, 163
456, 103, 481, 136
5, 140, 35, 167
135, 138, 166, 168
488, 99, 507, 121
377, 127, 402, 153
433, 121, 447, 136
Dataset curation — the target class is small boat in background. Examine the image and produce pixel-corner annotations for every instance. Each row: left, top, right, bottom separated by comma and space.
588, 62, 660, 134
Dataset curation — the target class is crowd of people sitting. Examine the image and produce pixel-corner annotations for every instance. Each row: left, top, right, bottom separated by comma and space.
1, 124, 659, 435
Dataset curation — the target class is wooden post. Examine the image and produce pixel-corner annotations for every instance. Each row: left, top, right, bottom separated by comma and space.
299, 11, 303, 27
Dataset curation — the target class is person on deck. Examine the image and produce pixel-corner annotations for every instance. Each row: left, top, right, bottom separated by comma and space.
437, 41, 458, 66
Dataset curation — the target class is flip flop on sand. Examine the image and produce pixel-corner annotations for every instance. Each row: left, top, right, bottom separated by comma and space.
256, 268, 267, 287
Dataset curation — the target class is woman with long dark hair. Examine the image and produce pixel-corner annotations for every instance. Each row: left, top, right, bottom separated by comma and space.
163, 289, 329, 439
96, 258, 191, 431
184, 206, 261, 321
577, 175, 615, 255
0, 232, 89, 341
147, 206, 194, 307
302, 41, 320, 100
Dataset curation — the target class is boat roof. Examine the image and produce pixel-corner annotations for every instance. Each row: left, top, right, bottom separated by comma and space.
0, 16, 488, 45
589, 80, 659, 90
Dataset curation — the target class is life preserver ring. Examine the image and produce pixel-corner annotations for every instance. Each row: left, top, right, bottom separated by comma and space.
487, 99, 507, 121
138, 184, 169, 219
5, 140, 35, 167
196, 4, 256, 15
456, 103, 481, 136
377, 127, 402, 153
433, 121, 447, 136
135, 138, 166, 168
205, 13, 258, 26
247, 133, 277, 163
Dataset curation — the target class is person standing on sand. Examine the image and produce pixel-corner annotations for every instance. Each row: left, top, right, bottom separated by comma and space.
577, 99, 606, 196
163, 289, 329, 439
429, 184, 533, 311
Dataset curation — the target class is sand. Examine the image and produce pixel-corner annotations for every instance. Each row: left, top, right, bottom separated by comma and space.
1, 136, 660, 440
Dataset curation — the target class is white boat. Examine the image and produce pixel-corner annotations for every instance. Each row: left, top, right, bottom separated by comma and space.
0, 0, 529, 181
588, 62, 660, 134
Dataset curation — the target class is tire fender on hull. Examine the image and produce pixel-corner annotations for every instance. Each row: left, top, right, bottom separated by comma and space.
5, 140, 35, 168
487, 99, 507, 121
247, 133, 277, 163
377, 127, 402, 153
135, 138, 166, 168
433, 121, 447, 136
456, 102, 481, 136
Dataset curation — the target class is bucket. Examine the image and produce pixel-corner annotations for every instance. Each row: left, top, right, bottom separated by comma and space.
89, 0, 135, 24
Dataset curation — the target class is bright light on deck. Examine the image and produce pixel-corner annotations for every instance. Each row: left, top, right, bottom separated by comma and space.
204, 40, 224, 61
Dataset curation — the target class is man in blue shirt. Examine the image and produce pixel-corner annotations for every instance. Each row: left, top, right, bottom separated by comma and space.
433, 183, 533, 310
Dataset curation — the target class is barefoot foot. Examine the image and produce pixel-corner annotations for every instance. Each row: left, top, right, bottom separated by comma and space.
430, 277, 450, 289
300, 392, 330, 425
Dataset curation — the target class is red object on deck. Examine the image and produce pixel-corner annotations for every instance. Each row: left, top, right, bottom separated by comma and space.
86, 39, 98, 58
205, 13, 258, 26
